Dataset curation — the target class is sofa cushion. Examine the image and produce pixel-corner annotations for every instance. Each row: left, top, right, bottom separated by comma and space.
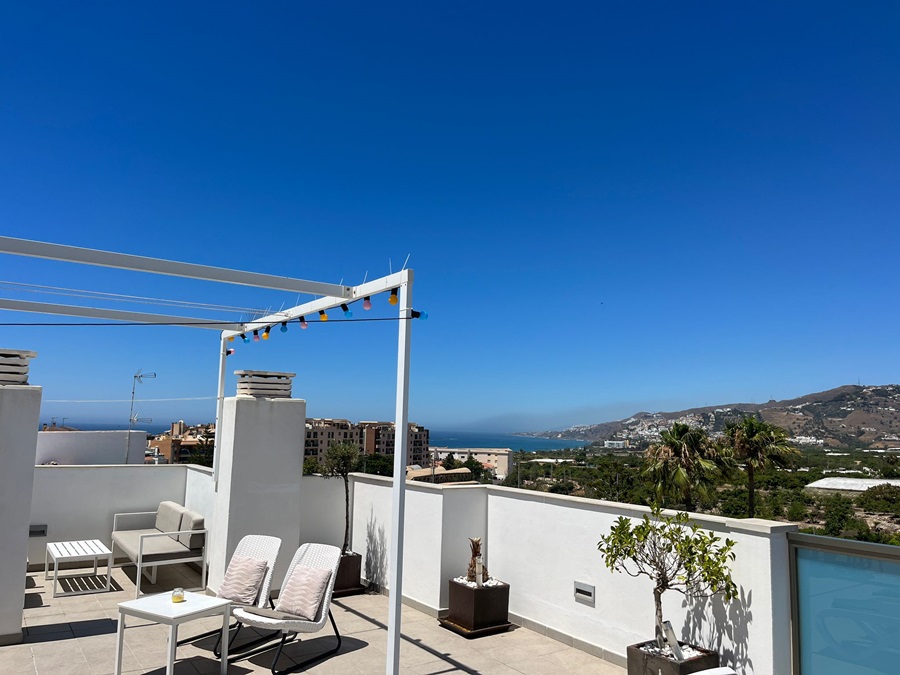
275, 566, 332, 621
217, 555, 268, 605
177, 508, 205, 550
155, 501, 184, 541
112, 529, 198, 563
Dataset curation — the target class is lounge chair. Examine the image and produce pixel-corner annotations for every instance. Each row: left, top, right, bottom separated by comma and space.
228, 543, 342, 675
178, 534, 281, 654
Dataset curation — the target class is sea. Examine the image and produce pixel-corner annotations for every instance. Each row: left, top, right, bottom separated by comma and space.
429, 430, 587, 452
50, 423, 586, 452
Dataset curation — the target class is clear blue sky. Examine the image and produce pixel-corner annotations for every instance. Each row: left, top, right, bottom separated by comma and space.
1, 3, 898, 432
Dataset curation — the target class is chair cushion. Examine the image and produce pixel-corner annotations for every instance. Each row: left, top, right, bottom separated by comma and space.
275, 566, 332, 621
217, 555, 268, 605
155, 501, 184, 541
112, 529, 198, 563
177, 508, 205, 549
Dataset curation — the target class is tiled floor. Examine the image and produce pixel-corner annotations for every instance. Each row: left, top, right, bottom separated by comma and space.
2, 565, 625, 674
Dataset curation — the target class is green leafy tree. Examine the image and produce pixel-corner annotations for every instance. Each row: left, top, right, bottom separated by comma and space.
598, 507, 737, 647
442, 452, 459, 470
723, 417, 798, 518
644, 423, 720, 511
857, 484, 900, 515
823, 494, 854, 537
359, 452, 394, 476
324, 441, 360, 554
303, 456, 322, 475
185, 438, 214, 467
463, 453, 488, 482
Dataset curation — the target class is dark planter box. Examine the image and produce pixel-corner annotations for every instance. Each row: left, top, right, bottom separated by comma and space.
626, 641, 719, 675
439, 579, 511, 638
332, 552, 366, 597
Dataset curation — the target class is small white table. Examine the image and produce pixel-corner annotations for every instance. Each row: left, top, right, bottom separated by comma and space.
114, 591, 231, 675
44, 540, 113, 598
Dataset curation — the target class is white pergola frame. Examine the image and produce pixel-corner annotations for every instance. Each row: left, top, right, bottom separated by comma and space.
0, 235, 413, 673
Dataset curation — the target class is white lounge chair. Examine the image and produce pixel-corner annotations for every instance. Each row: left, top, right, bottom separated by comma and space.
229, 543, 342, 675
179, 534, 281, 654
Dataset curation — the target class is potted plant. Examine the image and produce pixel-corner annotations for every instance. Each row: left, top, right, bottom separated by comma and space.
439, 537, 511, 637
323, 441, 366, 596
597, 507, 737, 675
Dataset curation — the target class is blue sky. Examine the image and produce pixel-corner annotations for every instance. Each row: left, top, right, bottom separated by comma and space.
1, 3, 899, 432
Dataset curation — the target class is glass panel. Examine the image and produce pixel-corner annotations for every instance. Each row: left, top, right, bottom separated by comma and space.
797, 546, 900, 674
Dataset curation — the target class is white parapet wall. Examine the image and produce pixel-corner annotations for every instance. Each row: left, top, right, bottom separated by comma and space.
35, 430, 146, 465
349, 475, 795, 675
28, 464, 189, 566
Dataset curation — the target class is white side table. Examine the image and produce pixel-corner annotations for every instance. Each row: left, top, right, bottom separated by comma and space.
114, 591, 231, 675
44, 540, 113, 598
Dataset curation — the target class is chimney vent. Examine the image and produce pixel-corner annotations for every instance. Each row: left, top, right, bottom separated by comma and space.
235, 370, 295, 398
0, 349, 37, 385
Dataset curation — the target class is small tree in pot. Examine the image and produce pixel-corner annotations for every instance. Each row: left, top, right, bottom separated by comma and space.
323, 441, 366, 596
598, 507, 737, 675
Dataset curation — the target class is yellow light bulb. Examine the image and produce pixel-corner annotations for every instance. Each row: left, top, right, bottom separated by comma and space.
227, 335, 234, 342
389, 291, 399, 305
319, 310, 328, 321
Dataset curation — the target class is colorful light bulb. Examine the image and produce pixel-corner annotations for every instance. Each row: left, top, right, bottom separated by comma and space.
227, 335, 235, 342
253, 330, 260, 342
319, 310, 328, 322
226, 348, 235, 356
412, 310, 428, 320
241, 333, 249, 343
389, 289, 399, 305
280, 321, 288, 333
300, 316, 308, 329
363, 297, 372, 310
341, 303, 353, 318
262, 327, 270, 340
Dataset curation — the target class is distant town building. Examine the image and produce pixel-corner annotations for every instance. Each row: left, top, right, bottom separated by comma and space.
804, 477, 900, 496
430, 447, 509, 479
603, 440, 629, 449
150, 421, 215, 464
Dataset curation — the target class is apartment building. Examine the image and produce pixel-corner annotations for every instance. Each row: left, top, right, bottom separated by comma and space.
305, 418, 430, 466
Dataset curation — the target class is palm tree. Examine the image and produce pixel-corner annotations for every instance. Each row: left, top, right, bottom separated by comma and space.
723, 416, 798, 518
644, 422, 719, 512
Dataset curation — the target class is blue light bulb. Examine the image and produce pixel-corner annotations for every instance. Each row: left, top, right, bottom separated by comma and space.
280, 322, 288, 333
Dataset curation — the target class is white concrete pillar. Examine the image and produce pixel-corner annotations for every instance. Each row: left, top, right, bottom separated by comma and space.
208, 392, 306, 591
0, 350, 41, 645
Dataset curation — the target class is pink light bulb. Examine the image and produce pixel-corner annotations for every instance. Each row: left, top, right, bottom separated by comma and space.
363, 297, 372, 310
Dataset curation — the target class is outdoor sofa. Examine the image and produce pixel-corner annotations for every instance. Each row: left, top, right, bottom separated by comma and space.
110, 500, 207, 597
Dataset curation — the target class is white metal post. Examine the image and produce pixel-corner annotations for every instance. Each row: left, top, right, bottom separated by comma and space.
386, 270, 412, 674
213, 335, 228, 489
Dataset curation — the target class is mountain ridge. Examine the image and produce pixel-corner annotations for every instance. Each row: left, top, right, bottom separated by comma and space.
519, 384, 900, 449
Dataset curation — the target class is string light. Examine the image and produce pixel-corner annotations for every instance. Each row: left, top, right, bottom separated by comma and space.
227, 335, 235, 342
319, 310, 328, 322
280, 321, 288, 333
411, 310, 428, 320
389, 289, 399, 305
300, 316, 308, 329
253, 330, 260, 342
226, 348, 235, 356
241, 333, 249, 343
341, 303, 353, 318
262, 326, 271, 340
363, 297, 372, 310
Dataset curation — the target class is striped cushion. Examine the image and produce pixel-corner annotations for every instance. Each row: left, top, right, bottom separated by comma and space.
217, 555, 268, 605
275, 566, 332, 621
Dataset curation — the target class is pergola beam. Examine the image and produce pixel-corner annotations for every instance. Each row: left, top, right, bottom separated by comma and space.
0, 298, 243, 331
0, 236, 352, 298
220, 271, 407, 337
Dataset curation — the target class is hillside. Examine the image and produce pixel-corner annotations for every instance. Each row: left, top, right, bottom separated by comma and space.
520, 384, 900, 449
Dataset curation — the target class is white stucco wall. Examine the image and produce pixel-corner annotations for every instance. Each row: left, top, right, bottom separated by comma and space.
486, 487, 794, 674
35, 430, 146, 465
297, 475, 345, 549
349, 477, 794, 675
28, 465, 188, 565
0, 385, 41, 644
